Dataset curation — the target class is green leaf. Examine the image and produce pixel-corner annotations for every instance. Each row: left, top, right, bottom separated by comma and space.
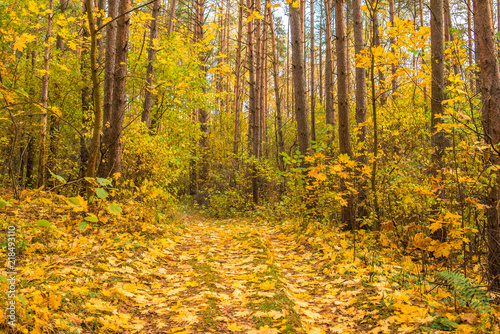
37, 219, 53, 228
16, 87, 29, 97
48, 169, 66, 183
78, 221, 88, 231
108, 203, 122, 215
96, 177, 113, 187
67, 197, 80, 207
0, 199, 11, 209
18, 296, 28, 304
155, 212, 165, 223
95, 188, 108, 199
84, 215, 98, 222
0, 276, 7, 282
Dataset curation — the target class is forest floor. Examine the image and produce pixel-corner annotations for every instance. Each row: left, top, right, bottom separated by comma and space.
0, 189, 498, 333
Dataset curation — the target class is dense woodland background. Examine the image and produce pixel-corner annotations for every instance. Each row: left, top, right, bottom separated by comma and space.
2, 0, 500, 331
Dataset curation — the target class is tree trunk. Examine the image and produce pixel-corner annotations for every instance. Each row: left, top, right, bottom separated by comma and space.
49, 3, 67, 185
37, 0, 54, 188
372, 0, 386, 105
444, 0, 459, 75
269, 5, 285, 172
389, 0, 397, 97
56, 0, 68, 50
443, 0, 452, 43
101, 0, 119, 170
319, 0, 323, 104
97, 0, 106, 63
430, 0, 446, 173
287, 19, 290, 119
194, 0, 209, 196
247, 0, 256, 153
168, 0, 178, 34
353, 0, 368, 220
84, 0, 103, 181
300, 0, 305, 61
418, 0, 428, 110
468, 0, 474, 91
474, 0, 500, 291
142, 0, 160, 127
290, 1, 310, 156
310, 0, 316, 143
262, 10, 269, 154
255, 0, 262, 160
25, 49, 37, 187
260, 0, 268, 154
336, 0, 354, 228
233, 0, 244, 155
100, 0, 131, 178
324, 0, 335, 143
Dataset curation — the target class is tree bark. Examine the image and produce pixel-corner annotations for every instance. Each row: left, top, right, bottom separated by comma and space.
255, 0, 262, 160
474, 0, 500, 291
167, 0, 178, 34
97, 0, 106, 63
80, 0, 91, 181
26, 48, 37, 187
142, 0, 160, 127
290, 2, 310, 157
319, 0, 323, 104
247, 0, 256, 153
389, 0, 397, 97
100, 0, 131, 178
269, 5, 285, 171
37, 0, 54, 188
372, 0, 386, 105
336, 0, 354, 228
353, 0, 368, 220
468, 0, 474, 91
84, 0, 103, 181
310, 0, 316, 143
56, 0, 68, 50
262, 8, 268, 153
324, 0, 335, 143
444, 0, 459, 75
430, 0, 446, 172
101, 0, 119, 164
194, 0, 209, 195
233, 0, 244, 155
287, 18, 290, 119
259, 0, 270, 153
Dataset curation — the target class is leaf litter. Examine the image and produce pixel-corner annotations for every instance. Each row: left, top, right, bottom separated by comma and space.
1, 190, 499, 333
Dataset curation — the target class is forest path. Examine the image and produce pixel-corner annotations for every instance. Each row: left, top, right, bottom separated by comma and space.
151, 216, 358, 334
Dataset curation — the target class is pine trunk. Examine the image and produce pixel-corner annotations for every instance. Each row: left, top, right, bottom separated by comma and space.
324, 0, 335, 143
289, 1, 310, 156
310, 0, 316, 143
84, 0, 104, 181
100, 0, 131, 178
336, 0, 354, 228
269, 6, 284, 172
474, 0, 500, 291
142, 0, 160, 127
430, 0, 446, 172
233, 0, 244, 155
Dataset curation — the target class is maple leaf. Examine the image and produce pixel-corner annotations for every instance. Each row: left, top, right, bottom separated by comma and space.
307, 327, 325, 334
259, 280, 275, 290
227, 322, 242, 331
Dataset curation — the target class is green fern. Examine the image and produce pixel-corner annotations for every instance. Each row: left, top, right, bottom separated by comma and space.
437, 270, 492, 314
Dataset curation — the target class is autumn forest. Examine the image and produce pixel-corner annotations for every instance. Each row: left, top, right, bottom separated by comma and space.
1, 0, 500, 332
